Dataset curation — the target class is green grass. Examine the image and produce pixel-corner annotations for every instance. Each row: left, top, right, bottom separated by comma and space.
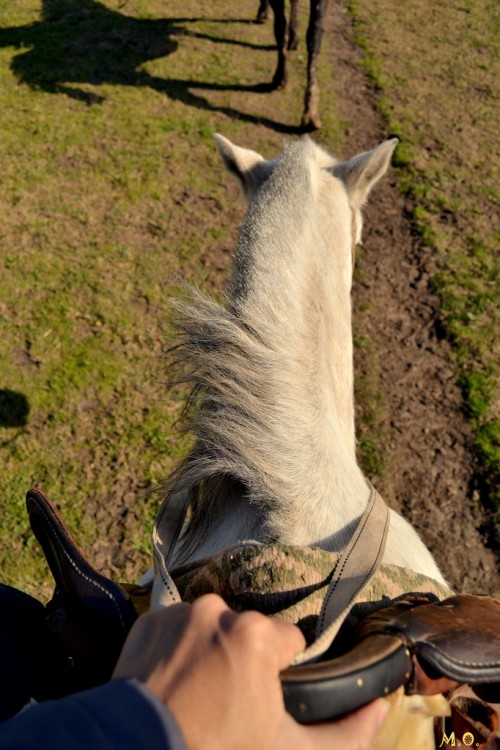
0, 0, 345, 597
347, 0, 499, 509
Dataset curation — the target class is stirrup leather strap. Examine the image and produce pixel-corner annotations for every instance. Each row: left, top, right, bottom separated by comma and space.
293, 487, 389, 665
151, 490, 188, 608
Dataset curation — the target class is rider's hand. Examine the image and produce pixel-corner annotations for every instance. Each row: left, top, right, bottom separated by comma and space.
113, 594, 389, 750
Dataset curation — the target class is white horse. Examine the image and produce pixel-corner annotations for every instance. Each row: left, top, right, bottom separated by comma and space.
158, 134, 445, 586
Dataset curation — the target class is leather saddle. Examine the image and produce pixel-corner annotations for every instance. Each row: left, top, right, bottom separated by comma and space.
0, 489, 142, 719
3, 487, 499, 741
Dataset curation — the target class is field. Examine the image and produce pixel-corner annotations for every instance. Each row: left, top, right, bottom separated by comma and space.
0, 0, 498, 599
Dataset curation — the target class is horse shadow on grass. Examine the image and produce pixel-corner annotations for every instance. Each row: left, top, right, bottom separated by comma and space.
0, 0, 301, 133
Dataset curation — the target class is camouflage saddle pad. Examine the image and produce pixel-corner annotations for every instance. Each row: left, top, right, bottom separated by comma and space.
170, 541, 453, 642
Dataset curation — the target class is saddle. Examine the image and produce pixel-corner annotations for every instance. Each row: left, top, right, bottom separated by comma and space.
2, 488, 499, 748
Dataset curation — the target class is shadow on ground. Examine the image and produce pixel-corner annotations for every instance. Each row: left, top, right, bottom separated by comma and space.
0, 390, 29, 428
0, 0, 300, 132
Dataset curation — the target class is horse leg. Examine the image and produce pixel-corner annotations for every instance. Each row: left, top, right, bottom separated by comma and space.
256, 0, 270, 23
269, 0, 288, 89
288, 0, 299, 50
302, 0, 328, 130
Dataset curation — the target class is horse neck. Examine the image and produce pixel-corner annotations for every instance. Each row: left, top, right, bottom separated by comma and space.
221, 186, 370, 546
232, 173, 358, 456
173, 155, 371, 563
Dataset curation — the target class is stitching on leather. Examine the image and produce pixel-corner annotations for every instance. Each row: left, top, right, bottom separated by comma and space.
318, 491, 382, 633
154, 495, 188, 564
302, 502, 388, 661
153, 545, 179, 600
30, 497, 128, 632
423, 642, 500, 670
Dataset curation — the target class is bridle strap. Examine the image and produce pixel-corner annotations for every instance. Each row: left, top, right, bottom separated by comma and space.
292, 487, 389, 665
151, 490, 190, 608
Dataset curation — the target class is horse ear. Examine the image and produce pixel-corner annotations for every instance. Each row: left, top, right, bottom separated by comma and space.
335, 138, 399, 208
214, 134, 272, 200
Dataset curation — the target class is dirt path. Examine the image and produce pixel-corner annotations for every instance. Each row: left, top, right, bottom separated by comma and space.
324, 2, 499, 595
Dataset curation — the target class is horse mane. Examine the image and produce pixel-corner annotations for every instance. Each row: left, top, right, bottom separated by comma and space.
159, 287, 297, 561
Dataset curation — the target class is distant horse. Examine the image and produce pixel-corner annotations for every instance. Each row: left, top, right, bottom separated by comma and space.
256, 0, 329, 130
159, 135, 445, 587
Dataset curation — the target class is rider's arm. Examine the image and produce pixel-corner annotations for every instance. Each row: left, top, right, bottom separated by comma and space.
0, 595, 388, 750
0, 678, 188, 750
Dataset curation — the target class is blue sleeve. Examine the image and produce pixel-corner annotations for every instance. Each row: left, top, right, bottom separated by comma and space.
0, 678, 189, 750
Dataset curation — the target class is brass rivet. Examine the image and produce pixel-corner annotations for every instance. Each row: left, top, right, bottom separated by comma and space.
357, 678, 363, 687
384, 686, 390, 694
